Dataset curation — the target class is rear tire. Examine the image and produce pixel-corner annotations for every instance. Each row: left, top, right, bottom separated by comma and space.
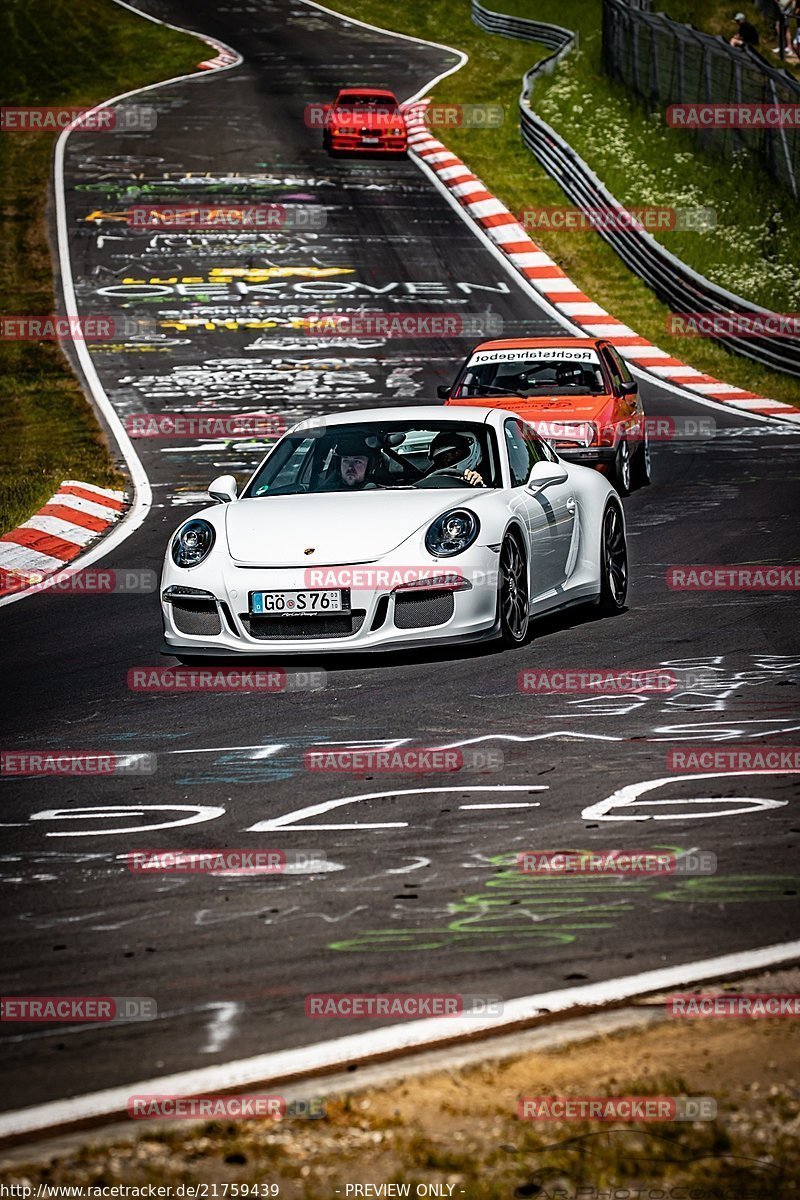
631, 430, 651, 489
497, 533, 530, 647
611, 438, 632, 496
597, 502, 628, 614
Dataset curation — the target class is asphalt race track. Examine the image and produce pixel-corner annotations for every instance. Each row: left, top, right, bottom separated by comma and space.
1, 0, 799, 1115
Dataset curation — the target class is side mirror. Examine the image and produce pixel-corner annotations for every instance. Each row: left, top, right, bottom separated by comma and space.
436, 384, 451, 400
526, 459, 568, 492
208, 474, 238, 503
619, 380, 638, 396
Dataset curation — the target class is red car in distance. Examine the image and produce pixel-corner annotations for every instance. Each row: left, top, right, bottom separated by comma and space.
322, 88, 408, 156
441, 337, 650, 495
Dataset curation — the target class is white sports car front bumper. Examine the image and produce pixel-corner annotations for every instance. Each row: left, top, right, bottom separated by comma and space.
161, 546, 503, 656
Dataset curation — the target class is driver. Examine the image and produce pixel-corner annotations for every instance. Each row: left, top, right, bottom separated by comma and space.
555, 362, 586, 388
320, 432, 378, 490
425, 431, 485, 487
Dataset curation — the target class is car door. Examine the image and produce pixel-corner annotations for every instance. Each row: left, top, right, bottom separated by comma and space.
600, 344, 643, 445
503, 418, 576, 597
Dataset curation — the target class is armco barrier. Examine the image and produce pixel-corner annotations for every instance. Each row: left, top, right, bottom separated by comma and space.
470, 0, 800, 379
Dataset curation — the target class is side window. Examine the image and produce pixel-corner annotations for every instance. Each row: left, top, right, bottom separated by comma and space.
607, 344, 633, 384
601, 349, 624, 395
602, 345, 634, 393
522, 422, 549, 464
504, 418, 540, 486
262, 437, 316, 492
538, 434, 559, 463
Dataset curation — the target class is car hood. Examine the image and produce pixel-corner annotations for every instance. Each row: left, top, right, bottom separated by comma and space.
224, 491, 482, 566
456, 394, 612, 422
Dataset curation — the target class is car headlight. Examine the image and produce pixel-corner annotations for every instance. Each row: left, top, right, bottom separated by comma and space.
549, 420, 598, 447
390, 127, 404, 135
334, 126, 356, 135
171, 519, 215, 568
425, 509, 480, 558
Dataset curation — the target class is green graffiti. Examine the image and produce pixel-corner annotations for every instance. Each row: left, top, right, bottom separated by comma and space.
655, 875, 799, 903
330, 846, 799, 954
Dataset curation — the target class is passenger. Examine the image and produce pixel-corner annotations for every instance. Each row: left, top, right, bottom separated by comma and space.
320, 433, 378, 490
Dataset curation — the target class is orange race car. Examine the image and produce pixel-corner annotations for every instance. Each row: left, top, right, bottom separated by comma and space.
439, 337, 650, 494
321, 88, 407, 156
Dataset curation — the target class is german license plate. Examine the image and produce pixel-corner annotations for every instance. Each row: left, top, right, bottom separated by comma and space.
362, 136, 379, 145
249, 589, 348, 616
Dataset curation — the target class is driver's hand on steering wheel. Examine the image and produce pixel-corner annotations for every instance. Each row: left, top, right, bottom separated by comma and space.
463, 468, 484, 487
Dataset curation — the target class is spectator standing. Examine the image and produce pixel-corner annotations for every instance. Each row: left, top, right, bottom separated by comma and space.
774, 0, 797, 59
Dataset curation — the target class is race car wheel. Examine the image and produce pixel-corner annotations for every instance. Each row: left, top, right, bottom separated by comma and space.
611, 438, 632, 496
598, 501, 628, 614
631, 429, 652, 489
497, 532, 530, 646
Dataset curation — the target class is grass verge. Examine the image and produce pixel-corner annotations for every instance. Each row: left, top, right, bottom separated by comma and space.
0, 0, 203, 534
329, 0, 799, 405
2, 1013, 797, 1196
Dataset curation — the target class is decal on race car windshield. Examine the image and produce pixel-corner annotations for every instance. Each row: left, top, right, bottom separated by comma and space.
468, 347, 600, 366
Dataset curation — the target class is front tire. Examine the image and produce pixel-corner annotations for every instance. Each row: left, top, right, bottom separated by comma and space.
611, 438, 632, 496
631, 429, 651, 489
597, 502, 628, 614
497, 533, 530, 646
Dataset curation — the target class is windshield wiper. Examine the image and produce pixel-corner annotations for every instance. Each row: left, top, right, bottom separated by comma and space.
470, 383, 527, 399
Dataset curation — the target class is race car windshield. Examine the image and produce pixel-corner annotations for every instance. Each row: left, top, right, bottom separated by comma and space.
457, 355, 605, 398
336, 93, 397, 108
245, 421, 500, 496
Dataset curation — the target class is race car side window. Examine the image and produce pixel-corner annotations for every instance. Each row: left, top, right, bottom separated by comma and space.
524, 423, 558, 463
504, 418, 543, 486
250, 437, 315, 495
600, 348, 624, 395
606, 344, 634, 384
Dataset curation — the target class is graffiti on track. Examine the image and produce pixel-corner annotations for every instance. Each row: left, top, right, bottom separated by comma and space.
330, 849, 799, 953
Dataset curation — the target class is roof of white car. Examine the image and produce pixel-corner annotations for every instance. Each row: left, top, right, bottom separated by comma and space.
290, 405, 509, 430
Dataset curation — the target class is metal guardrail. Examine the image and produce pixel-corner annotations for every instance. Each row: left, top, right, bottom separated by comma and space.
469, 0, 800, 378
471, 3, 572, 51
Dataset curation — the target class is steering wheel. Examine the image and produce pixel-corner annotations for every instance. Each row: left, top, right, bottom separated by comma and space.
416, 469, 471, 488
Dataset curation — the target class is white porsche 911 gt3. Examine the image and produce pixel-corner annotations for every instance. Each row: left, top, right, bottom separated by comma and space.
160, 406, 627, 658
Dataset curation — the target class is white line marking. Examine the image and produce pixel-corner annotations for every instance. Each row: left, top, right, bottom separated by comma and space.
265, 823, 410, 831
459, 802, 542, 809
2, 940, 798, 1141
246, 785, 549, 832
29, 805, 226, 837
386, 856, 431, 873
201, 1002, 240, 1055
582, 770, 796, 822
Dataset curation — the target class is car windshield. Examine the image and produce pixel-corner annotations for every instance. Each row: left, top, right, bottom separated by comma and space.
456, 349, 606, 398
244, 421, 500, 496
336, 93, 397, 108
